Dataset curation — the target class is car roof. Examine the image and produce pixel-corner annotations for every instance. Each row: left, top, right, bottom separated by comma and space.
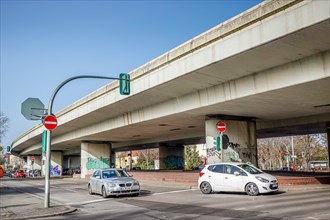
205, 162, 248, 166
96, 168, 124, 171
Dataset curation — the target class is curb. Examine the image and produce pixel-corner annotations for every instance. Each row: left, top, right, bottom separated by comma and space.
1, 206, 77, 220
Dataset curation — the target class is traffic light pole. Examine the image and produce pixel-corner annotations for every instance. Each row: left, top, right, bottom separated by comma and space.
44, 75, 129, 208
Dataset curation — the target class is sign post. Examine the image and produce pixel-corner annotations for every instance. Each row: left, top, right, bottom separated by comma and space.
43, 74, 130, 208
216, 121, 226, 162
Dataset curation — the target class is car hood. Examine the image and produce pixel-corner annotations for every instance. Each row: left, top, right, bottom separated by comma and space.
103, 177, 137, 183
254, 173, 277, 181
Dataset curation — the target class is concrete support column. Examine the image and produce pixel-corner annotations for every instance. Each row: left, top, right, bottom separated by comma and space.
327, 123, 330, 165
50, 151, 63, 176
205, 119, 257, 166
159, 145, 184, 169
28, 155, 42, 173
81, 142, 111, 178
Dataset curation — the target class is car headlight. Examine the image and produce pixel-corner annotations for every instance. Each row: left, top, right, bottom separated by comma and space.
133, 181, 139, 186
256, 176, 269, 183
106, 183, 116, 187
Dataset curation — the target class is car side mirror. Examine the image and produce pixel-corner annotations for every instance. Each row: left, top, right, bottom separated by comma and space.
96, 175, 101, 179
234, 171, 240, 176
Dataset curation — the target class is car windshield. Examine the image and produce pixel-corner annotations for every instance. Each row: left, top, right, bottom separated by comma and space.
102, 169, 130, 179
238, 164, 263, 174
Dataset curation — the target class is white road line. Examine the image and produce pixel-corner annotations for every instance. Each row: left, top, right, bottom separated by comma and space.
307, 217, 320, 220
152, 188, 197, 196
255, 205, 265, 208
65, 198, 108, 205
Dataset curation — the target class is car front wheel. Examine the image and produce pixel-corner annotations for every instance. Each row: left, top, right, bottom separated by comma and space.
88, 184, 93, 195
245, 182, 259, 196
102, 186, 108, 198
200, 181, 212, 194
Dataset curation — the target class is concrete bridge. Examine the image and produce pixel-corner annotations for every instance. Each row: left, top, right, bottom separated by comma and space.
11, 0, 330, 178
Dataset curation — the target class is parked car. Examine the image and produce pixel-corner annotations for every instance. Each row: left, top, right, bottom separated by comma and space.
198, 162, 279, 196
88, 168, 140, 198
8, 170, 16, 178
279, 167, 293, 171
0, 167, 4, 178
62, 168, 73, 175
14, 170, 26, 178
132, 167, 141, 171
29, 169, 41, 177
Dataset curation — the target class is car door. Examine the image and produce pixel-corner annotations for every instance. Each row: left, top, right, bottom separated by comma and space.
90, 170, 101, 193
206, 164, 225, 191
222, 165, 246, 192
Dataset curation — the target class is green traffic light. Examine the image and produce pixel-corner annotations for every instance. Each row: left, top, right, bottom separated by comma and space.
119, 73, 130, 95
213, 136, 221, 151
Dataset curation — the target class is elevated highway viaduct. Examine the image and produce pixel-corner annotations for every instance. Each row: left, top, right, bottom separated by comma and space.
11, 0, 330, 177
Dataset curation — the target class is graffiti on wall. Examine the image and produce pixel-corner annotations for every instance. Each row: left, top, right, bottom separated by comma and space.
86, 157, 110, 170
50, 165, 61, 176
164, 155, 184, 169
212, 133, 256, 164
207, 147, 222, 160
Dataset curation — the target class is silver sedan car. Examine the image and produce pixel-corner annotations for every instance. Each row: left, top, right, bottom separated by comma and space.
88, 168, 140, 198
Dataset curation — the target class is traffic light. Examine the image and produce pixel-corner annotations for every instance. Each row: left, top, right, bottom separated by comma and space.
213, 136, 221, 151
222, 134, 229, 150
119, 73, 130, 95
7, 146, 10, 153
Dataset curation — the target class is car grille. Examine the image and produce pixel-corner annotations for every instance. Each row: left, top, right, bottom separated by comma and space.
111, 189, 139, 194
119, 183, 132, 187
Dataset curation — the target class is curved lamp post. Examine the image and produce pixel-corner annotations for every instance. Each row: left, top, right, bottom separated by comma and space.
44, 74, 130, 208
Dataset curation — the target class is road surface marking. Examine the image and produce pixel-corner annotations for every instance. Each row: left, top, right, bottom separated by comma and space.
152, 188, 197, 196
65, 198, 108, 205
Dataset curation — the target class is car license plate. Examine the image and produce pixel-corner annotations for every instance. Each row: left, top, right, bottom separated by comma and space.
121, 187, 130, 190
271, 184, 278, 188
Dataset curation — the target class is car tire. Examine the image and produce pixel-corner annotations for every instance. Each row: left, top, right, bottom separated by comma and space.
102, 186, 108, 198
88, 184, 93, 195
200, 181, 212, 194
245, 182, 259, 196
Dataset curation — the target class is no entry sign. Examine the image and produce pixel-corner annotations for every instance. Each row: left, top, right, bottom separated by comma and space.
217, 121, 226, 133
43, 115, 58, 130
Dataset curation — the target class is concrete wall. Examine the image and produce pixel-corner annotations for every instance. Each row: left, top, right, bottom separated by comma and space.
26, 155, 42, 171
81, 142, 111, 178
50, 151, 63, 176
206, 119, 257, 165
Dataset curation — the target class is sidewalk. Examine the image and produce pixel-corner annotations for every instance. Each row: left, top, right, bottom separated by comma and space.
0, 204, 76, 220
0, 179, 329, 220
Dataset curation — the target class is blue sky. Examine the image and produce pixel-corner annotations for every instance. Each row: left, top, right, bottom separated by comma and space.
0, 0, 262, 149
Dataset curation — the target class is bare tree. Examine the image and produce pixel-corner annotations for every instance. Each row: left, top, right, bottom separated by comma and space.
0, 112, 9, 143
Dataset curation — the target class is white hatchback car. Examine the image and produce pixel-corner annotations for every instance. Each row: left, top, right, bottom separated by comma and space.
198, 163, 279, 196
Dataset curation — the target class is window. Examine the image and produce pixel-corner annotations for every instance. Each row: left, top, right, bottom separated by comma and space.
208, 165, 224, 173
93, 170, 100, 178
238, 164, 262, 174
224, 165, 232, 174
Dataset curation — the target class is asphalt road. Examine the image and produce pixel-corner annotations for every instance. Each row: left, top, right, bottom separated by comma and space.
1, 177, 329, 220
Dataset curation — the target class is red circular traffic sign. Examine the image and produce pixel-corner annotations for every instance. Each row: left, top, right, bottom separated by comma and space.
43, 115, 58, 130
217, 121, 226, 133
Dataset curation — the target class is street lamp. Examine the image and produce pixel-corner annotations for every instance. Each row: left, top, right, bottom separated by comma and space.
44, 74, 130, 208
